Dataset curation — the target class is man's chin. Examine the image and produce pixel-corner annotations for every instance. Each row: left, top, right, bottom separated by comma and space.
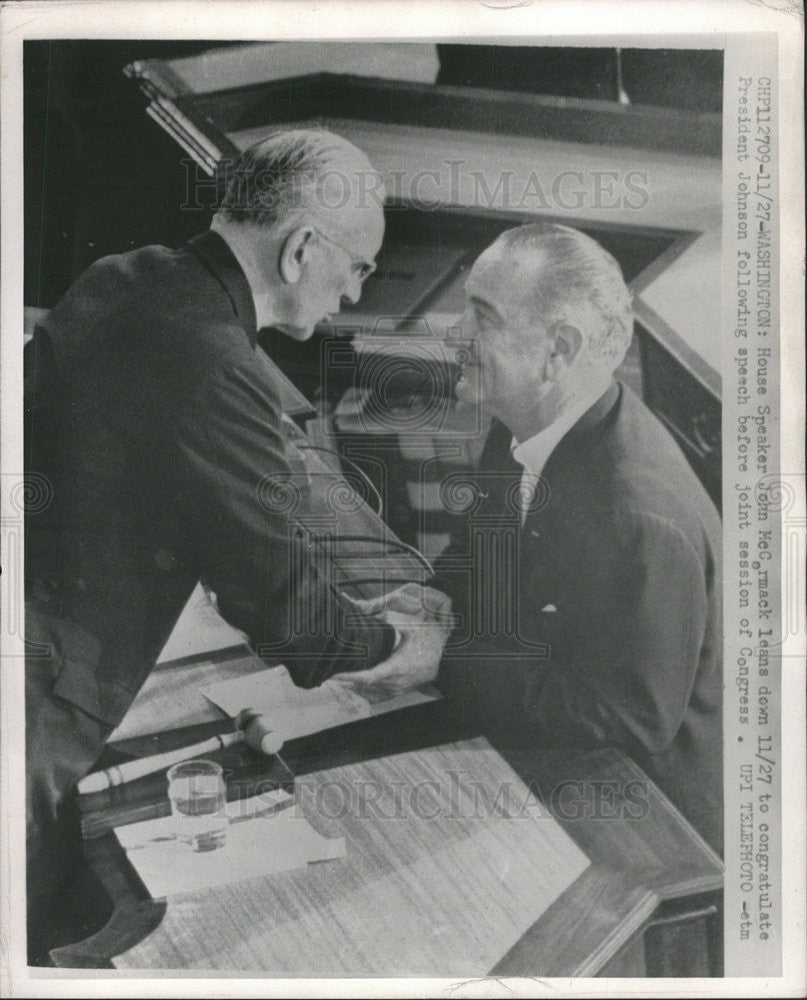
276, 323, 315, 342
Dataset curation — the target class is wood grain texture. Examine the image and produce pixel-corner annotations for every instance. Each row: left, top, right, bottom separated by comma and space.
112, 739, 589, 975
58, 688, 723, 975
503, 746, 723, 900
491, 865, 657, 977
109, 652, 256, 742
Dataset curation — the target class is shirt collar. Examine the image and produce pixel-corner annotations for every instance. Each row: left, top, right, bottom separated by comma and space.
511, 388, 608, 478
187, 230, 258, 347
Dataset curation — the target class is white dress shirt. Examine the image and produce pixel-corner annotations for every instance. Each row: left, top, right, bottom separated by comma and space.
510, 392, 604, 524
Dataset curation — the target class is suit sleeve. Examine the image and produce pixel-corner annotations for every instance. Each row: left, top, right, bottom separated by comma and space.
172, 347, 395, 687
525, 511, 709, 755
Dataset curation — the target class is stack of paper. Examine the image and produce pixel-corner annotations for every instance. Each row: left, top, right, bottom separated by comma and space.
115, 791, 345, 898
201, 665, 437, 742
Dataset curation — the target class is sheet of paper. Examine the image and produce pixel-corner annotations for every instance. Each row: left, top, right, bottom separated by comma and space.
201, 665, 438, 741
115, 792, 344, 899
158, 582, 247, 663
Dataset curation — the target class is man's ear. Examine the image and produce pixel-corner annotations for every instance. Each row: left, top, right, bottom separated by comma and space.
545, 322, 584, 378
278, 227, 315, 284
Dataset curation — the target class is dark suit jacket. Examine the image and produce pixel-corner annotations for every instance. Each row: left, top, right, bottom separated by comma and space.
24, 230, 394, 734
433, 382, 723, 850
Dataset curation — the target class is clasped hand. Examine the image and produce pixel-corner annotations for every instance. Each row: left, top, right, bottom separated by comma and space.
331, 584, 453, 702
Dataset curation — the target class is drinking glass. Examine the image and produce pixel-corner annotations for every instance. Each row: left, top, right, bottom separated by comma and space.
167, 759, 228, 852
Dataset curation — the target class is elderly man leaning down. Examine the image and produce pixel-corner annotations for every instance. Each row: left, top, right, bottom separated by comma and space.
23, 128, 449, 956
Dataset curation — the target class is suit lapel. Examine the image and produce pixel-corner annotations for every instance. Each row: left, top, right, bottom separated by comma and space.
513, 384, 620, 644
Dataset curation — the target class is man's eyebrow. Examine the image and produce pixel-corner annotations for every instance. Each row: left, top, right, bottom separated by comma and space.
467, 293, 502, 322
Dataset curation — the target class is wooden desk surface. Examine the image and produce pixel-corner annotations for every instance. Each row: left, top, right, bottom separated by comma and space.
107, 737, 591, 975
53, 664, 722, 976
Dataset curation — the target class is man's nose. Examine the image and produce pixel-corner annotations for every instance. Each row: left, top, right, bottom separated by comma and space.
341, 273, 363, 306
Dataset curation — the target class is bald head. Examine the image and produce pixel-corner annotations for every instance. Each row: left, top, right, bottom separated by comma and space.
215, 128, 385, 236
489, 223, 634, 371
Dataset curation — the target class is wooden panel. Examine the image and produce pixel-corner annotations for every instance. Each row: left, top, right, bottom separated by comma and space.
644, 901, 720, 977
637, 315, 722, 508
596, 931, 648, 977
503, 745, 723, 901
179, 73, 721, 158
152, 43, 440, 96
492, 866, 656, 977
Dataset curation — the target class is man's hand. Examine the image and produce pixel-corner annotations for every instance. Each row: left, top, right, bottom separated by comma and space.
347, 583, 452, 627
331, 608, 451, 702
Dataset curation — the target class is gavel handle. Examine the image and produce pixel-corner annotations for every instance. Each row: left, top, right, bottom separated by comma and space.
76, 731, 244, 795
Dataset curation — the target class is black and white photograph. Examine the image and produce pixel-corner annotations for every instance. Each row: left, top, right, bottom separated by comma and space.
1, 1, 804, 995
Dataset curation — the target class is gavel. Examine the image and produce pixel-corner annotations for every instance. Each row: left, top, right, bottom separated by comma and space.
76, 709, 284, 795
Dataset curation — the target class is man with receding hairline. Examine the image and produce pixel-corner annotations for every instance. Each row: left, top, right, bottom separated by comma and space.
23, 128, 448, 956
210, 129, 385, 339
345, 222, 723, 852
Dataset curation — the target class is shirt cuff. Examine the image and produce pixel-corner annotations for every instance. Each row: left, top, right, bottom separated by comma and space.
375, 621, 398, 664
